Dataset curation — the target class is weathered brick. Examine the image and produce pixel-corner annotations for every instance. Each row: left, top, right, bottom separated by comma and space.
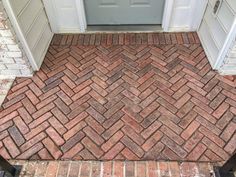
3, 136, 20, 158
0, 33, 235, 163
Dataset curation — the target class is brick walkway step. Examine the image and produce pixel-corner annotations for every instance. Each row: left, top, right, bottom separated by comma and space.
12, 160, 215, 177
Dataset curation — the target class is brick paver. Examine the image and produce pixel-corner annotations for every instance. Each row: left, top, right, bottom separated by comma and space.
12, 160, 215, 177
0, 33, 236, 161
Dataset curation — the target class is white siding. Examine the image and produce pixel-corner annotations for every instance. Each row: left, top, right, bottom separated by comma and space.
9, 0, 53, 70
198, 0, 236, 70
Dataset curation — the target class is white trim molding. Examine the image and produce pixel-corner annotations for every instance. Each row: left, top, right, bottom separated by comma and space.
2, 0, 39, 70
162, 0, 174, 31
76, 0, 87, 32
189, 0, 208, 30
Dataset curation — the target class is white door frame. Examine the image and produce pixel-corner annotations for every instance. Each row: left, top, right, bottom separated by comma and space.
75, 0, 174, 32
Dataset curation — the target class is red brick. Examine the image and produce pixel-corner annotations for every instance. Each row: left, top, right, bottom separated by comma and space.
141, 121, 162, 139
42, 138, 62, 159
63, 121, 86, 140
125, 161, 135, 177
0, 111, 18, 124
48, 117, 66, 135
174, 93, 191, 109
169, 162, 180, 177
102, 142, 124, 160
36, 95, 57, 110
7, 86, 28, 100
212, 102, 229, 119
159, 162, 170, 176
38, 148, 53, 160
62, 143, 83, 160
202, 137, 229, 160
102, 120, 124, 140
56, 90, 73, 105
32, 103, 54, 119
46, 127, 65, 146
147, 161, 158, 177
224, 134, 236, 154
51, 107, 69, 124
161, 136, 187, 158
122, 125, 145, 145
181, 121, 200, 140
54, 98, 71, 115
83, 126, 104, 145
220, 122, 236, 141
113, 161, 124, 177
85, 116, 105, 134
90, 161, 101, 177
199, 126, 225, 147
17, 107, 33, 124
121, 115, 143, 133
82, 137, 104, 158
3, 136, 20, 158
57, 161, 70, 177
142, 131, 163, 151
121, 136, 144, 158
102, 131, 124, 152
180, 163, 199, 177
29, 112, 52, 128
161, 126, 184, 145
21, 132, 46, 152
45, 162, 59, 177
8, 126, 25, 146
102, 161, 112, 177
193, 106, 216, 124
187, 143, 207, 161
61, 75, 76, 89
140, 100, 159, 118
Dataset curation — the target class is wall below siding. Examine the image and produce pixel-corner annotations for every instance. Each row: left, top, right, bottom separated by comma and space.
0, 0, 32, 77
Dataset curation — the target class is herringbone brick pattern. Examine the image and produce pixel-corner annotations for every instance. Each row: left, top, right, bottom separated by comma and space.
0, 33, 236, 162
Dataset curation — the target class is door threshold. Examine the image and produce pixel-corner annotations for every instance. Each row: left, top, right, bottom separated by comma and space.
86, 25, 163, 33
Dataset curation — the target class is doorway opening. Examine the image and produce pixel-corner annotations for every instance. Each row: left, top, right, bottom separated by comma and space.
76, 0, 173, 32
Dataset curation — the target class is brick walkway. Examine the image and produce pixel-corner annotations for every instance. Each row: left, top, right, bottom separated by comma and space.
0, 33, 236, 162
13, 161, 214, 177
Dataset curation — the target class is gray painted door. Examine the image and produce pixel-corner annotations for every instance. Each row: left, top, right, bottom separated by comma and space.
84, 0, 165, 25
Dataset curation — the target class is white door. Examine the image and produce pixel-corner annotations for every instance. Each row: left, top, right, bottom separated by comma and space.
9, 0, 53, 70
84, 0, 165, 25
198, 0, 236, 69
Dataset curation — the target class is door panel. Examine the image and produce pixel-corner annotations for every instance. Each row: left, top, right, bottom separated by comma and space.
130, 0, 150, 6
100, 0, 118, 6
85, 0, 165, 25
10, 0, 53, 70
